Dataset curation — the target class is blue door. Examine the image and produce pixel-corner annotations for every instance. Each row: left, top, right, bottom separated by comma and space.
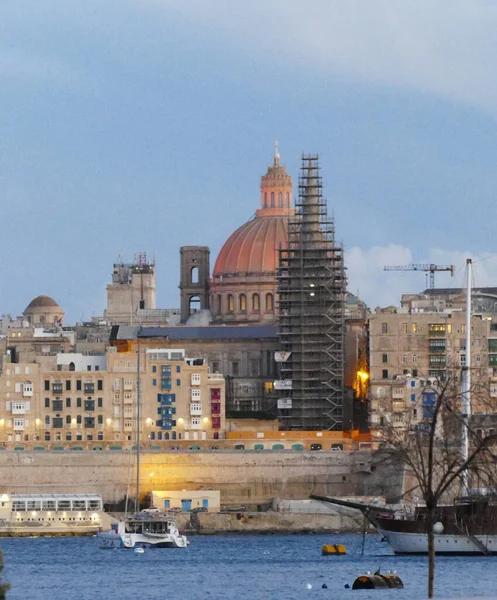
202, 499, 209, 509
164, 499, 170, 509
181, 499, 192, 512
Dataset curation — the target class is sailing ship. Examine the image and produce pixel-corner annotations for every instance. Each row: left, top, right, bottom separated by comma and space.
98, 339, 189, 549
313, 258, 497, 555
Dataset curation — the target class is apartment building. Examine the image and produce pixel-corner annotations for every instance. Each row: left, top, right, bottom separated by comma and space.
0, 348, 225, 446
369, 305, 497, 431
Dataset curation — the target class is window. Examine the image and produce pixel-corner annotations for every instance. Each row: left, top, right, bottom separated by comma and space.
412, 323, 417, 334
66, 415, 71, 425
382, 354, 388, 364
232, 362, 239, 376
76, 381, 82, 391
239, 294, 247, 312
191, 373, 201, 385
44, 380, 50, 391
77, 415, 82, 425
270, 192, 275, 207
84, 400, 95, 411
98, 415, 103, 425
84, 417, 95, 429
448, 324, 452, 334
252, 293, 260, 311
152, 379, 157, 387
265, 293, 273, 311
76, 398, 82, 408
95, 366, 99, 371
53, 418, 63, 428
66, 432, 72, 441
152, 365, 157, 373
45, 432, 50, 441
13, 418, 24, 430
176, 365, 181, 373
212, 362, 220, 373
52, 400, 63, 411
402, 354, 407, 364
66, 398, 71, 408
87, 365, 91, 371
191, 417, 201, 428
227, 295, 234, 312
413, 369, 418, 377
264, 192, 267, 207
278, 191, 282, 207
382, 369, 388, 379
45, 398, 50, 408
461, 325, 466, 335
176, 379, 181, 386
97, 380, 103, 391
381, 323, 388, 334
412, 354, 417, 364
98, 397, 103, 408
65, 380, 71, 391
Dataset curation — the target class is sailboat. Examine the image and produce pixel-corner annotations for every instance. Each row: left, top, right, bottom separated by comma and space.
98, 340, 189, 549
313, 259, 497, 555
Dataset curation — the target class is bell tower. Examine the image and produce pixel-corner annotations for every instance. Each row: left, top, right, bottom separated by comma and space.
179, 246, 210, 323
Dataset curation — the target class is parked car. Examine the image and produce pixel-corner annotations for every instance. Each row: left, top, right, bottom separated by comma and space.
310, 443, 322, 451
142, 507, 161, 514
171, 445, 180, 450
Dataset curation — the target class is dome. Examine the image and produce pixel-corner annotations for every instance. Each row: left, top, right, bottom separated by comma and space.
25, 295, 59, 310
213, 212, 290, 276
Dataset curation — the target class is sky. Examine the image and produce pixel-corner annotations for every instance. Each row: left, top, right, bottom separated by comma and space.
3, 1, 497, 322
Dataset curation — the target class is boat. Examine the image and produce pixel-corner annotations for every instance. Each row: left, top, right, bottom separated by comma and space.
98, 339, 189, 549
312, 259, 497, 555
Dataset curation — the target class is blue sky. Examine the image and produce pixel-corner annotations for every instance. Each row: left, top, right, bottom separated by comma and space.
3, 0, 497, 321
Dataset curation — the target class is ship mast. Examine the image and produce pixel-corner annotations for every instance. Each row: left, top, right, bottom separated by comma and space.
135, 335, 141, 513
461, 258, 472, 497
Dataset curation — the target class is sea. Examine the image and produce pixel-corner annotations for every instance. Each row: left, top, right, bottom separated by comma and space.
1, 533, 496, 600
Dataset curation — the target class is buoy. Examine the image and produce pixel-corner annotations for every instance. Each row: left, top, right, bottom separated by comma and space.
352, 573, 404, 590
306, 583, 313, 590
322, 544, 347, 555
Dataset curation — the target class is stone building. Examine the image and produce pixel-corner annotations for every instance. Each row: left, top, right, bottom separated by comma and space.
369, 290, 497, 432
0, 347, 225, 446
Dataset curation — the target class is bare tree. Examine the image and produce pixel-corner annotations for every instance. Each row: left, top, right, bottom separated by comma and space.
378, 373, 497, 598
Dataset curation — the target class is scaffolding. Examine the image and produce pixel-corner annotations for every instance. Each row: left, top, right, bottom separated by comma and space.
278, 155, 346, 430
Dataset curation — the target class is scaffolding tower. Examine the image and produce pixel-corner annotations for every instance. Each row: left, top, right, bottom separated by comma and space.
278, 155, 346, 430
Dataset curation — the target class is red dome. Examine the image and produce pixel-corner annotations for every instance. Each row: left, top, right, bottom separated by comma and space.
213, 210, 291, 276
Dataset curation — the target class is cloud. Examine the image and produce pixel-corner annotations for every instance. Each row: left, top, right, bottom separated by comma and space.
346, 245, 497, 308
143, 0, 497, 114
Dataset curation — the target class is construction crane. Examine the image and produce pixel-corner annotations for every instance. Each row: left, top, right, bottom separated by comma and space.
383, 263, 456, 305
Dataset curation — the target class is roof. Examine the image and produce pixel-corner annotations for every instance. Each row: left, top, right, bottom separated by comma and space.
212, 214, 290, 276
25, 295, 59, 310
135, 325, 279, 340
424, 287, 497, 296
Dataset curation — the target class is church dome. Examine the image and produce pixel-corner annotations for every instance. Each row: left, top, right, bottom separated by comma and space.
213, 212, 290, 276
210, 144, 294, 325
25, 295, 59, 309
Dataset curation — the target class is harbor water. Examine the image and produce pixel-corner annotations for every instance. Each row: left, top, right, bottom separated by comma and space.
2, 533, 496, 599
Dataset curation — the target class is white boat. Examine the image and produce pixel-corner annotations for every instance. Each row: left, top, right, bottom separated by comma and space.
98, 339, 189, 549
99, 513, 189, 549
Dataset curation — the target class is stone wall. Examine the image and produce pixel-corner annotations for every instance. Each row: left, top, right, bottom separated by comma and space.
0, 450, 403, 505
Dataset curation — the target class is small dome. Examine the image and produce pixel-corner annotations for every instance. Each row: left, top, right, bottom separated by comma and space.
25, 295, 60, 310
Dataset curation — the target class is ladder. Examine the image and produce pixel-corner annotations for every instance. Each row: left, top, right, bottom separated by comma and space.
464, 524, 490, 556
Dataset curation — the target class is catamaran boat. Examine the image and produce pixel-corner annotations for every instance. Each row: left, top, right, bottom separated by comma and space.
98, 512, 189, 549
312, 259, 497, 556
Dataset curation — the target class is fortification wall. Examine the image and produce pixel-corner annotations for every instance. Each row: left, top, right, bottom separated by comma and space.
0, 450, 402, 505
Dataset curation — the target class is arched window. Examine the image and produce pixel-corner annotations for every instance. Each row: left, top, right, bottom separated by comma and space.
239, 294, 247, 312
264, 192, 267, 207
158, 432, 162, 440
69, 362, 75, 372
172, 431, 177, 440
189, 296, 201, 315
66, 432, 72, 441
265, 293, 274, 311
278, 192, 282, 207
97, 431, 104, 441
217, 295, 222, 314
45, 415, 50, 427
252, 293, 260, 311
191, 266, 199, 284
165, 432, 170, 440
66, 415, 71, 425
271, 192, 275, 207
228, 294, 234, 312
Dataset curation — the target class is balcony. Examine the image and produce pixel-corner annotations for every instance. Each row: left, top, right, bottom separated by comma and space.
22, 385, 33, 397
190, 403, 202, 416
190, 419, 201, 430
191, 374, 201, 386
52, 384, 63, 394
84, 384, 95, 395
211, 402, 221, 415
11, 405, 25, 415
